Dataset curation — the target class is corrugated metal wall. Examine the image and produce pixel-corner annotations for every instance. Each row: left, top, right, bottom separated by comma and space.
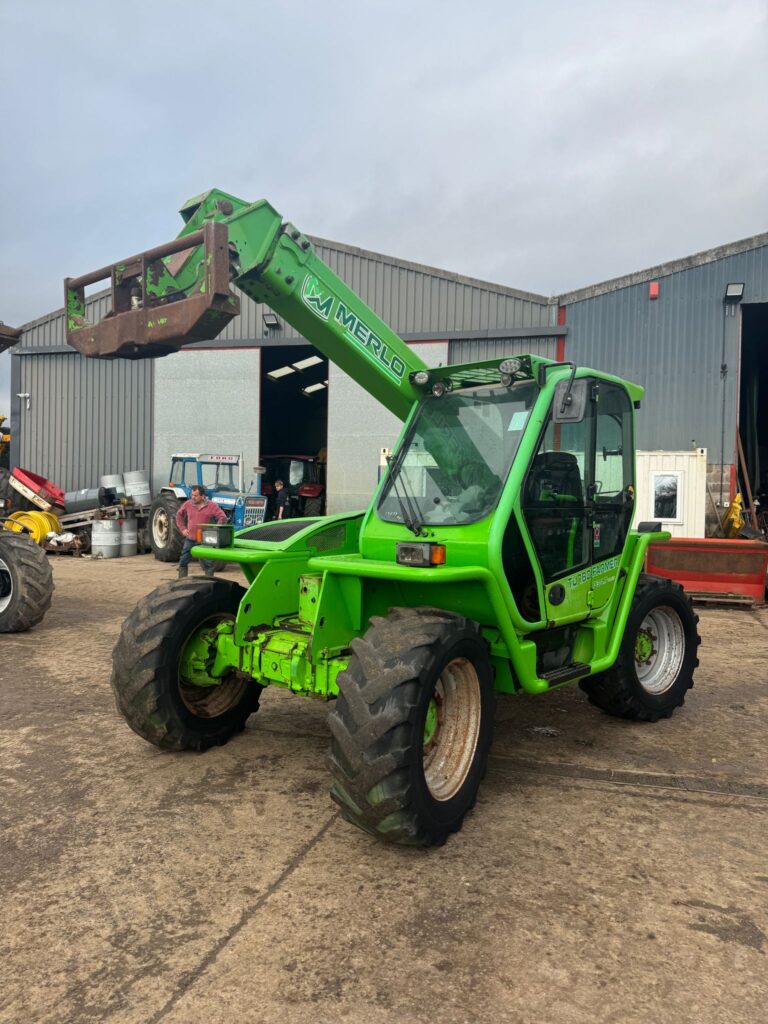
563, 244, 768, 452
16, 352, 152, 491
448, 336, 558, 363
20, 291, 113, 350
213, 240, 551, 342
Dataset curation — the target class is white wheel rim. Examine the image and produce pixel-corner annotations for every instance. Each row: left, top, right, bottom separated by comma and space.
423, 657, 482, 801
153, 509, 169, 546
634, 606, 685, 695
0, 554, 12, 614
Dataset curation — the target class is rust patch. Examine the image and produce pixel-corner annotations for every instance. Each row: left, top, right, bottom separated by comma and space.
65, 221, 239, 359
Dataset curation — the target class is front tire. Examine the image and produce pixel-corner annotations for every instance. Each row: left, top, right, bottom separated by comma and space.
579, 574, 700, 721
112, 578, 262, 750
149, 495, 184, 562
328, 607, 494, 846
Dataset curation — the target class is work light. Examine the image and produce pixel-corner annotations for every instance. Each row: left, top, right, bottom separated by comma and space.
196, 524, 234, 548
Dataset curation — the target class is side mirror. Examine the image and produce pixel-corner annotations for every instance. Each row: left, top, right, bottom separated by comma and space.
552, 379, 587, 423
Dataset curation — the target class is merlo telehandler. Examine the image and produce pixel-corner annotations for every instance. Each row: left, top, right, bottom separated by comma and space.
65, 189, 699, 846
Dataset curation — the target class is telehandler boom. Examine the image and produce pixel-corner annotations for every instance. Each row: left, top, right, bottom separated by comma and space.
66, 189, 699, 847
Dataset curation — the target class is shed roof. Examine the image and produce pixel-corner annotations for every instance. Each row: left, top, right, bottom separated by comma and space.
558, 231, 768, 305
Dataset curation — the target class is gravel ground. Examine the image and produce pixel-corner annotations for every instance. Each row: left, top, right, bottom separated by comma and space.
1, 554, 766, 1024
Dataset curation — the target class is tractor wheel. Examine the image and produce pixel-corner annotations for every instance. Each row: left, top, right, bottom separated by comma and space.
149, 495, 184, 562
0, 531, 54, 632
579, 574, 700, 721
303, 496, 323, 517
328, 607, 494, 846
111, 578, 263, 751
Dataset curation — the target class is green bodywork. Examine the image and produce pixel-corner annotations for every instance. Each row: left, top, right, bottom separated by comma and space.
68, 188, 669, 699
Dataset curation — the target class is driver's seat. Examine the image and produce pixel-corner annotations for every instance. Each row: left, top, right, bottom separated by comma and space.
523, 452, 585, 576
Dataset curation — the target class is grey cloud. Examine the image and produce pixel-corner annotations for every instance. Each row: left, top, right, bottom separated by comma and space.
1, 0, 766, 410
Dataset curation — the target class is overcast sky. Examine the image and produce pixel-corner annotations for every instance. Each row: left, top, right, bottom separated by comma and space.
1, 0, 767, 407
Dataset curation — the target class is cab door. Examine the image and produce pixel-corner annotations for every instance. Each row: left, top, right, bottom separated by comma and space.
521, 378, 596, 621
589, 381, 635, 610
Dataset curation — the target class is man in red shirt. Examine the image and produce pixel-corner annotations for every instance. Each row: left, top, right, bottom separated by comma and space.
175, 484, 227, 579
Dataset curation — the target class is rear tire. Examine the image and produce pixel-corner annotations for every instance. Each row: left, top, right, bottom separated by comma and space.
0, 531, 54, 632
328, 607, 494, 846
149, 495, 184, 562
579, 574, 700, 721
303, 497, 323, 517
112, 578, 263, 750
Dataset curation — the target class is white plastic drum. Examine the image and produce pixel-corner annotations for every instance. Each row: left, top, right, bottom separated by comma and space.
123, 470, 151, 507
100, 474, 126, 498
119, 518, 138, 557
92, 519, 121, 559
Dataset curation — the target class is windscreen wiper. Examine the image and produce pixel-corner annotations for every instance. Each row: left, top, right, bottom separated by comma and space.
386, 455, 425, 537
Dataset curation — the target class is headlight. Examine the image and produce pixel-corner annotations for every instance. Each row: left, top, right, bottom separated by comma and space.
499, 357, 522, 375
196, 524, 234, 548
396, 542, 447, 567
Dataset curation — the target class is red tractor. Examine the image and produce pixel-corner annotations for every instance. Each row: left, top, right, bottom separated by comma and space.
261, 455, 325, 519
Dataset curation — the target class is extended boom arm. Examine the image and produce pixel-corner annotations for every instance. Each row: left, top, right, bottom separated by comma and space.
65, 189, 427, 420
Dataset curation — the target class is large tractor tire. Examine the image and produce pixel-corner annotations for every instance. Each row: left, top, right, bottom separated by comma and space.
302, 496, 324, 517
579, 574, 700, 722
0, 531, 54, 632
328, 607, 495, 847
111, 578, 263, 751
149, 494, 184, 562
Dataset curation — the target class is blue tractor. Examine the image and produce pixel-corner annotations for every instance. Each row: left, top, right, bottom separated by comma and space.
149, 453, 267, 562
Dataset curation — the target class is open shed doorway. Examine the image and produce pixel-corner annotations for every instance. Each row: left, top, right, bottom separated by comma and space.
739, 303, 768, 517
259, 344, 328, 518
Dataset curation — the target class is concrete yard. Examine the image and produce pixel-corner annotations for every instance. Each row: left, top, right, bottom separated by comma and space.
1, 554, 766, 1024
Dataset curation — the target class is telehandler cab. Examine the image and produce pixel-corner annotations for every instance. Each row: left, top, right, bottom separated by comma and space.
65, 189, 699, 846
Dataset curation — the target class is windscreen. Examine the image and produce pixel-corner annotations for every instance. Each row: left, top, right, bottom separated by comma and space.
378, 382, 538, 527
200, 464, 237, 491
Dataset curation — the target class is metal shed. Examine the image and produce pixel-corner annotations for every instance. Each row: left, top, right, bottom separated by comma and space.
559, 233, 768, 514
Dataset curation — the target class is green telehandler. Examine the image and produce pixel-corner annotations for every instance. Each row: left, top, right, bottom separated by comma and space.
65, 189, 699, 846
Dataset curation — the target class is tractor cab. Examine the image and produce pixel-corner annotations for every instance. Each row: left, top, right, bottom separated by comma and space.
168, 454, 242, 496
367, 354, 640, 644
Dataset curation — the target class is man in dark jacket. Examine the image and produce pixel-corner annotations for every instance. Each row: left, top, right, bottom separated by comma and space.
274, 479, 290, 520
175, 485, 226, 578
